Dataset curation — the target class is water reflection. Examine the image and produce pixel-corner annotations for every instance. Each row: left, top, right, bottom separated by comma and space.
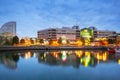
0, 50, 120, 70
0, 53, 19, 69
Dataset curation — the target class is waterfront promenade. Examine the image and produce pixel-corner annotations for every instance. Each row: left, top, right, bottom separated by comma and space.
0, 45, 107, 51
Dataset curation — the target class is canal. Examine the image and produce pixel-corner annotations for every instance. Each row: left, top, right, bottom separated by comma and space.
0, 50, 120, 80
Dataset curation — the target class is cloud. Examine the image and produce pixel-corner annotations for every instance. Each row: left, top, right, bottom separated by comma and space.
0, 0, 120, 37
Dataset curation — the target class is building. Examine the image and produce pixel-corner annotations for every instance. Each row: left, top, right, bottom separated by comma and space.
88, 26, 97, 38
88, 27, 116, 38
96, 30, 116, 38
0, 21, 16, 36
38, 26, 80, 41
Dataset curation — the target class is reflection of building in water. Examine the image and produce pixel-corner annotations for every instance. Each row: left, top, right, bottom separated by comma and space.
66, 53, 80, 68
38, 52, 57, 65
0, 54, 19, 70
20, 51, 34, 60
37, 50, 117, 68
75, 51, 83, 58
80, 51, 98, 67
38, 51, 80, 68
92, 51, 109, 64
115, 54, 120, 64
0, 50, 119, 70
37, 50, 100, 68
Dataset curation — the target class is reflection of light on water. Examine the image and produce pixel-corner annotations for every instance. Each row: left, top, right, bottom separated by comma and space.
103, 52, 108, 61
44, 54, 46, 58
25, 52, 31, 60
85, 51, 90, 57
61, 51, 67, 62
68, 51, 72, 55
118, 59, 120, 64
81, 56, 91, 67
97, 60, 100, 64
75, 51, 83, 58
52, 52, 58, 58
33, 53, 36, 57
96, 52, 108, 61
97, 54, 103, 60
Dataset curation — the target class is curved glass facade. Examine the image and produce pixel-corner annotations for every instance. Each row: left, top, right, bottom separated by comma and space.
0, 21, 16, 36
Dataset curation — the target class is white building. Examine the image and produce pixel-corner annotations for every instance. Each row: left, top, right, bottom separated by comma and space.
38, 26, 80, 41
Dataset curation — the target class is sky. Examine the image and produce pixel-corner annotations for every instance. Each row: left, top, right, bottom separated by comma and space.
0, 0, 120, 37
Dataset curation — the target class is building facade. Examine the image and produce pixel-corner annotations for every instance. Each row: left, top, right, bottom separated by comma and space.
88, 27, 116, 38
0, 21, 16, 36
95, 30, 116, 38
38, 26, 80, 41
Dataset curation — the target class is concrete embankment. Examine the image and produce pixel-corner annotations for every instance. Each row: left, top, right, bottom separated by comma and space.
0, 46, 107, 51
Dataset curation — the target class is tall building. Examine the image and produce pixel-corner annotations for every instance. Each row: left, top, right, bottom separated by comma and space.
0, 21, 16, 36
38, 26, 80, 41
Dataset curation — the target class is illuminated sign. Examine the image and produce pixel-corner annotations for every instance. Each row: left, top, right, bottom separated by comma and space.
80, 28, 93, 38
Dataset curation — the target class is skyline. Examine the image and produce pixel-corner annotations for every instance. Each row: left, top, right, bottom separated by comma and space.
0, 0, 120, 37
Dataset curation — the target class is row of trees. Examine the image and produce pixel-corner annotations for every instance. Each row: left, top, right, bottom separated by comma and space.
1, 35, 120, 46
0, 36, 84, 46
0, 36, 19, 46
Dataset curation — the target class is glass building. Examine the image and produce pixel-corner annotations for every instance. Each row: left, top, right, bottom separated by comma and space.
0, 21, 16, 36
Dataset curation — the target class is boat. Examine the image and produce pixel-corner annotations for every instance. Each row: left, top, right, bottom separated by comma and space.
115, 47, 120, 53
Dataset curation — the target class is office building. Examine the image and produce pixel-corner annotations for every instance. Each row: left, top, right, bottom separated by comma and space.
38, 26, 80, 41
88, 27, 116, 38
0, 21, 16, 36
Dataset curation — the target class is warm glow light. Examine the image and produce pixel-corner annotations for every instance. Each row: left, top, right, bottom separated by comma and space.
96, 52, 108, 61
52, 52, 58, 58
103, 52, 108, 61
52, 40, 58, 46
62, 40, 66, 44
81, 56, 91, 67
76, 40, 83, 46
85, 51, 90, 57
118, 59, 120, 64
97, 53, 103, 60
75, 51, 83, 58
25, 51, 31, 59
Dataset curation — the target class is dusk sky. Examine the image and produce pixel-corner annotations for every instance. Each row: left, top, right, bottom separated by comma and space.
0, 0, 120, 37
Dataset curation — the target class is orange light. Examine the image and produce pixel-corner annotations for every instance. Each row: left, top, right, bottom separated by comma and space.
118, 59, 120, 64
25, 51, 31, 59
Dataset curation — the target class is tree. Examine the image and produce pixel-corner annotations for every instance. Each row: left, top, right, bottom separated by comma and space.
90, 38, 94, 42
12, 36, 19, 45
80, 37, 85, 46
4, 38, 11, 45
39, 39, 44, 44
20, 38, 25, 44
0, 36, 6, 45
67, 40, 70, 44
76, 39, 83, 46
58, 37, 62, 44
12, 54, 19, 62
4, 37, 13, 45
108, 38, 116, 44
30, 38, 34, 44
49, 39, 53, 45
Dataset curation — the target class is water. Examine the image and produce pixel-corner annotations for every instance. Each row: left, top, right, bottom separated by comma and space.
0, 50, 120, 80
